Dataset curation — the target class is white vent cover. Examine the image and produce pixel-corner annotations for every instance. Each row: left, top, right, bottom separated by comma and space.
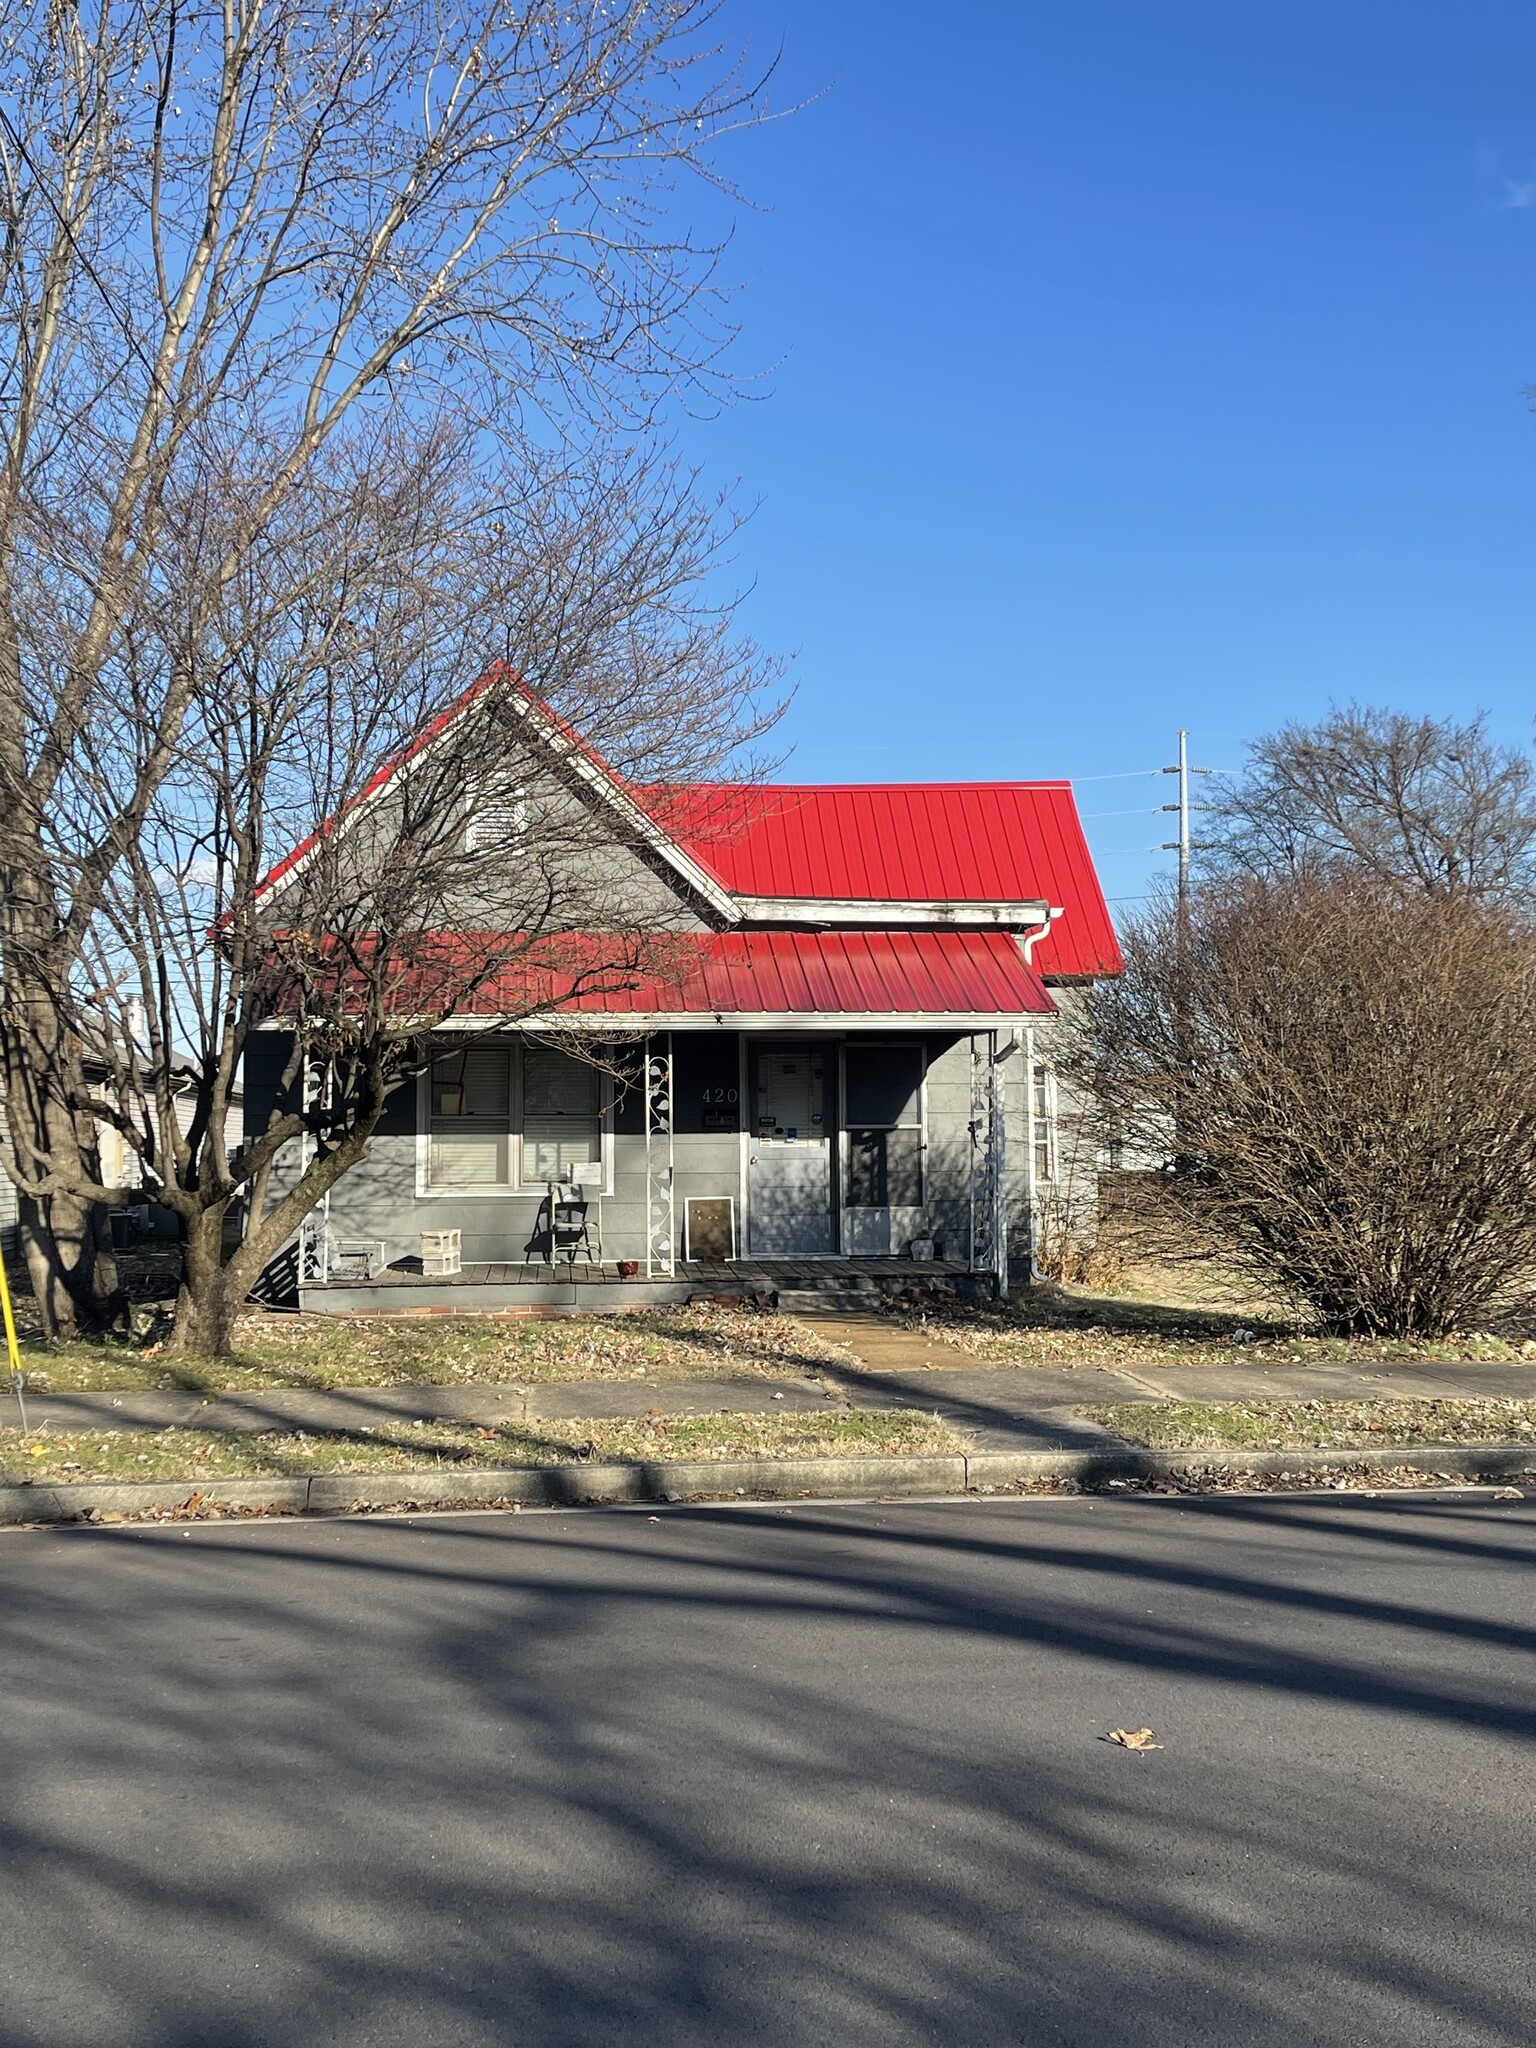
465, 791, 526, 852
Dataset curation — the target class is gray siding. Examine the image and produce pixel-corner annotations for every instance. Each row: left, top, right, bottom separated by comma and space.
254, 1025, 1063, 1274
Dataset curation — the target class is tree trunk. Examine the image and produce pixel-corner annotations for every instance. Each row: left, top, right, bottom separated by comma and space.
0, 934, 126, 1337
166, 1204, 241, 1358
17, 1184, 125, 1340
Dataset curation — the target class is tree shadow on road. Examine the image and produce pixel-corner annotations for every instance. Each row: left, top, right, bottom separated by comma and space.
0, 1493, 1531, 2047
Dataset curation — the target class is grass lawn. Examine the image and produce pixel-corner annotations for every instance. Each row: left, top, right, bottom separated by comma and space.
0, 1406, 965, 1484
1086, 1397, 1536, 1451
11, 1305, 852, 1396
898, 1282, 1536, 1372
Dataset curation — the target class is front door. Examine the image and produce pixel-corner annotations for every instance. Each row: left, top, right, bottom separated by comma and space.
748, 1043, 833, 1255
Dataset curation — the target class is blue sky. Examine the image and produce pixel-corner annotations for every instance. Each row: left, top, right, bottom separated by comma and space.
681, 1, 1536, 907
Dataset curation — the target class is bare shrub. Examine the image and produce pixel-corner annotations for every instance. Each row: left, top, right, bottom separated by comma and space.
1030, 1199, 1129, 1292
1067, 875, 1536, 1337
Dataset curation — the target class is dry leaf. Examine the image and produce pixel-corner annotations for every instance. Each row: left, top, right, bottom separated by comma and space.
1492, 1487, 1524, 1501
182, 1491, 206, 1514
1105, 1726, 1162, 1752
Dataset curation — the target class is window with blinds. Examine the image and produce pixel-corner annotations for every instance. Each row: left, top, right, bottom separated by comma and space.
425, 1040, 604, 1188
429, 1043, 513, 1185
521, 1044, 601, 1181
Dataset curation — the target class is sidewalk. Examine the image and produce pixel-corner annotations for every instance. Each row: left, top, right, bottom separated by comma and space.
11, 1311, 1536, 1453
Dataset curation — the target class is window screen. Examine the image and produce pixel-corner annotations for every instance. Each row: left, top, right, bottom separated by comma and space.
844, 1042, 924, 1209
844, 1043, 922, 1128
846, 1127, 923, 1208
522, 1045, 601, 1182
429, 1043, 512, 1185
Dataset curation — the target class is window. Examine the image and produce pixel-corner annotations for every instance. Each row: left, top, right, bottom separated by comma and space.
430, 1043, 513, 1186
425, 1040, 604, 1189
521, 1044, 601, 1181
1032, 1062, 1055, 1184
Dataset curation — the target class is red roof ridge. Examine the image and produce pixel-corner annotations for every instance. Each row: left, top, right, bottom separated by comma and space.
656, 778, 1077, 793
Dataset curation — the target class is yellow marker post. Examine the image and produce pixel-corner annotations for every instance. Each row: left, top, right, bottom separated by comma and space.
0, 1242, 20, 1380
0, 1241, 25, 1432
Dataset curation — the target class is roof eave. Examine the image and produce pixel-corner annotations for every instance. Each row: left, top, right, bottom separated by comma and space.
733, 895, 1053, 931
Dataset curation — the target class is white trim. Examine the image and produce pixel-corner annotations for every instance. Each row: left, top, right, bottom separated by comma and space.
414, 1010, 1054, 1033
503, 694, 741, 926
735, 895, 1052, 929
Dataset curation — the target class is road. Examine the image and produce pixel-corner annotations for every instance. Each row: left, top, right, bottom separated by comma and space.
1, 1492, 1533, 2046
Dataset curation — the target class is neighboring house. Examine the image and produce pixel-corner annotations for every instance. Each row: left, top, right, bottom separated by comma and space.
244, 686, 1122, 1308
0, 1069, 242, 1256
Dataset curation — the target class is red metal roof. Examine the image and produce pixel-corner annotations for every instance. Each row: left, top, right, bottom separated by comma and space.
328, 928, 1055, 1021
251, 674, 1121, 983
649, 784, 1122, 980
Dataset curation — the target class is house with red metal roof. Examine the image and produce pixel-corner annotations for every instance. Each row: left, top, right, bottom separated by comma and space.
244, 684, 1121, 1311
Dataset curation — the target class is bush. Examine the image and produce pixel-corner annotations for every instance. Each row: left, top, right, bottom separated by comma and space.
1069, 876, 1536, 1337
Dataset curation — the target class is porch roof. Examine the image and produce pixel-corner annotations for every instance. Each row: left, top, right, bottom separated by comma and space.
449, 928, 1055, 1024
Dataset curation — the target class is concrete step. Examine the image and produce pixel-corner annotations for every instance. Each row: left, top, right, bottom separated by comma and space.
776, 1286, 926, 1312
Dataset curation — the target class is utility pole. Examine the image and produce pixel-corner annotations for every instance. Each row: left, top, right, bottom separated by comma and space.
1162, 730, 1210, 1173
1162, 729, 1211, 905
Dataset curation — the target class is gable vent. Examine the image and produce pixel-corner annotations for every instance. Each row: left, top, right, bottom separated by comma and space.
465, 791, 527, 853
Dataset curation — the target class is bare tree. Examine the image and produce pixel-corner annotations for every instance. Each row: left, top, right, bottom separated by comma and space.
49, 430, 776, 1354
1067, 875, 1536, 1337
0, 0, 780, 1334
1205, 705, 1536, 906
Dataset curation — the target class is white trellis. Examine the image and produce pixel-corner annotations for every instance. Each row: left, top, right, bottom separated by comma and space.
295, 1050, 334, 1285
644, 1034, 675, 1278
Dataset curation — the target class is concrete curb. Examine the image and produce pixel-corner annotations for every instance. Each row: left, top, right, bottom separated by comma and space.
0, 1442, 1533, 1525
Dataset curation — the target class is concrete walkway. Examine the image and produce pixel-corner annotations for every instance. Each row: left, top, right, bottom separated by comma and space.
10, 1310, 1536, 1453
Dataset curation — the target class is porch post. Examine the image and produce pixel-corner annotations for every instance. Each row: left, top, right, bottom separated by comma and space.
967, 1031, 1009, 1300
645, 1033, 675, 1278
991, 1034, 1008, 1302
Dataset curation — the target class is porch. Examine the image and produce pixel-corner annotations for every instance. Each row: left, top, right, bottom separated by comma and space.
296, 1254, 983, 1317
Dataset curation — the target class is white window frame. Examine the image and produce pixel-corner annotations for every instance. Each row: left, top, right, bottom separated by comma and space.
415, 1037, 613, 1197
1031, 1061, 1057, 1185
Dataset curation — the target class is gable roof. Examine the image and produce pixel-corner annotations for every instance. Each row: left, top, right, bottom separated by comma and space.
250, 668, 739, 927
650, 783, 1122, 979
250, 676, 1122, 982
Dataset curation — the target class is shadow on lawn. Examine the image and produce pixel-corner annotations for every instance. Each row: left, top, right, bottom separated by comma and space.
0, 1493, 1531, 2046
11, 1304, 842, 1400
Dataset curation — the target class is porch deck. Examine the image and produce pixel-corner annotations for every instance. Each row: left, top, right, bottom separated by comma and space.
296, 1256, 981, 1317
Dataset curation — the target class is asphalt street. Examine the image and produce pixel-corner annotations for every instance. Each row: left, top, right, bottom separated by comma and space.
0, 1492, 1533, 2046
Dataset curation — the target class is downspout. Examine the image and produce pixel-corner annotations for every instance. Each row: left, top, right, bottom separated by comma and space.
1019, 906, 1065, 966
1016, 910, 1062, 1283
1024, 1019, 1041, 1284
